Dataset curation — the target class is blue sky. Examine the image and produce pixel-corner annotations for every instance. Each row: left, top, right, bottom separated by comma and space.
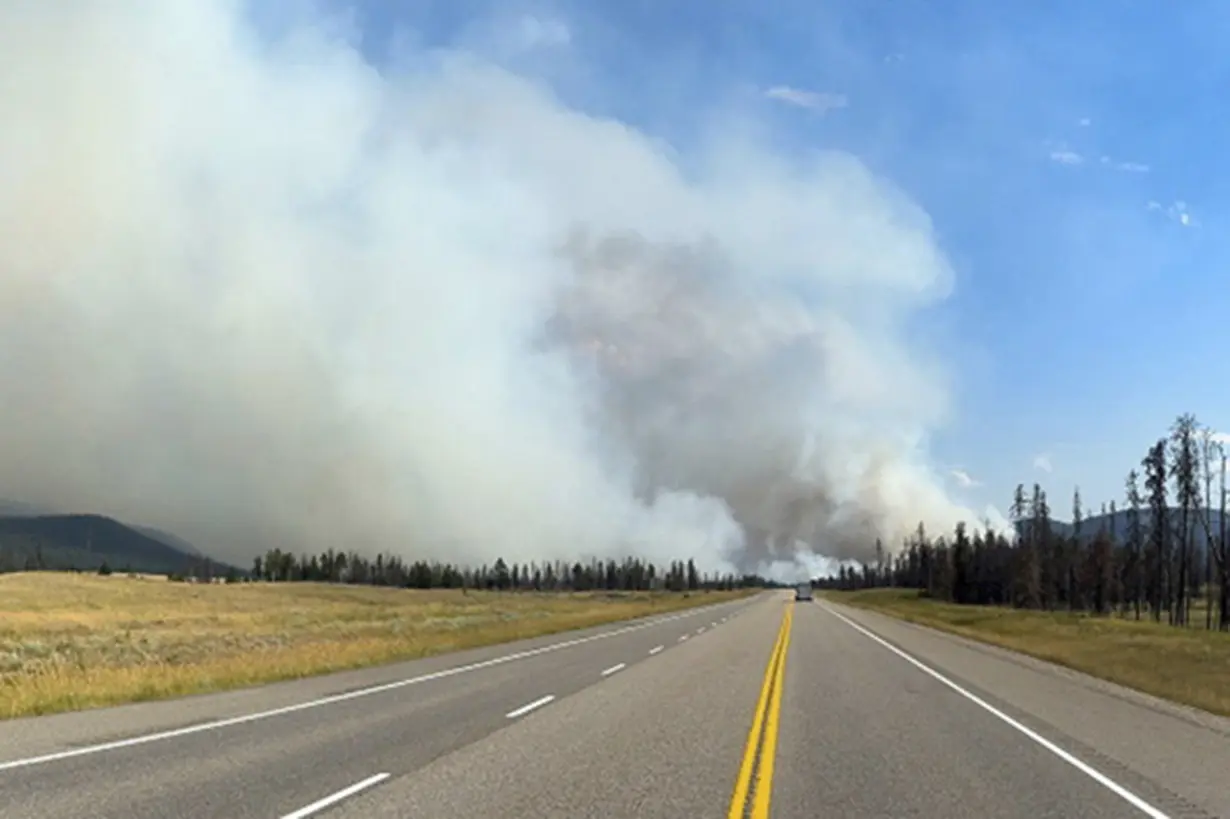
277, 0, 1229, 522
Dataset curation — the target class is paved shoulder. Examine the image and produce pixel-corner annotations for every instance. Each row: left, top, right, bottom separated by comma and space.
811, 601, 1230, 819
0, 597, 755, 819
1, 597, 752, 762
774, 602, 1154, 818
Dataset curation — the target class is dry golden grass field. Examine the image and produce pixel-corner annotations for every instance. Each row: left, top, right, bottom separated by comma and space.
828, 588, 1230, 717
0, 572, 754, 720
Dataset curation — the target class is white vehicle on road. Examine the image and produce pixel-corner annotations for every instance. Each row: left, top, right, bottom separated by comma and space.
794, 582, 813, 602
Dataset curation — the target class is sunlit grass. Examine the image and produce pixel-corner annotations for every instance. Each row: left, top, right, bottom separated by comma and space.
0, 572, 754, 719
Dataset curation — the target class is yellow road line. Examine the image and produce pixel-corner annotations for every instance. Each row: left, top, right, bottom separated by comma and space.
751, 605, 792, 818
726, 610, 786, 818
727, 604, 793, 819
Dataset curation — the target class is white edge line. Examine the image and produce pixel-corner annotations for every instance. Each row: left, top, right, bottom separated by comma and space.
0, 599, 750, 773
505, 694, 555, 719
648, 645, 664, 655
696, 626, 705, 634
821, 605, 1170, 819
678, 634, 689, 641
280, 772, 390, 819
600, 663, 626, 677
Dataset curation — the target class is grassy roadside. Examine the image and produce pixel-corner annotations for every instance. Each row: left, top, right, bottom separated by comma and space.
0, 572, 755, 720
825, 588, 1230, 718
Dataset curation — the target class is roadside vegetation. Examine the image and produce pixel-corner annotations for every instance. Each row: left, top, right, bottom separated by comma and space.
0, 571, 755, 720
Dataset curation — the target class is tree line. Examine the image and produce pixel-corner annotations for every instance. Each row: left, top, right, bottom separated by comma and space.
248, 548, 769, 593
820, 412, 1230, 631
0, 519, 776, 592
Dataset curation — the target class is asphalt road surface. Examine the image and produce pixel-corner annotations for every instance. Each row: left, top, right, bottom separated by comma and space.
3, 592, 1229, 818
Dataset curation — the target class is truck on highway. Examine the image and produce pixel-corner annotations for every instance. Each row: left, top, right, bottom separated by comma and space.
794, 581, 813, 602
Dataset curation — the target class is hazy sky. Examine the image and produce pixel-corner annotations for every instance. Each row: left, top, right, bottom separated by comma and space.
2, 0, 1225, 577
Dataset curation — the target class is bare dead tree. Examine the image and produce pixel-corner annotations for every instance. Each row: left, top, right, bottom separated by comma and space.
1070, 486, 1083, 610
1143, 439, 1169, 622
1198, 426, 1218, 629
1125, 469, 1145, 621
1170, 414, 1200, 626
1220, 449, 1229, 630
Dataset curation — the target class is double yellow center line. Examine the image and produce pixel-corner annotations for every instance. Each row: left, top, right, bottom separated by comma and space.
727, 603, 793, 819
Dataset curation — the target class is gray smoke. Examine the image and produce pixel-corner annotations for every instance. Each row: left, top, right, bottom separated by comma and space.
0, 1, 985, 577
546, 229, 971, 571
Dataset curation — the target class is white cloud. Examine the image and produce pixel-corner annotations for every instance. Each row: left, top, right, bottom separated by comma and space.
1049, 150, 1083, 166
1100, 155, 1148, 172
950, 468, 979, 489
1078, 117, 1091, 127
1033, 453, 1054, 473
764, 86, 848, 113
1149, 199, 1197, 227
0, 2, 972, 574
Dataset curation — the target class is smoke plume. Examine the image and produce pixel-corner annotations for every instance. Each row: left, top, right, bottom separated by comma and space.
0, 1, 982, 576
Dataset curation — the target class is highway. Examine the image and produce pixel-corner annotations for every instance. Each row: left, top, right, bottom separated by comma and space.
2, 592, 1229, 818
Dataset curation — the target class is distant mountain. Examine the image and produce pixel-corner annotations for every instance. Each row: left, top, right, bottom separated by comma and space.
0, 514, 235, 575
1018, 507, 1228, 549
1, 498, 208, 563
129, 524, 204, 557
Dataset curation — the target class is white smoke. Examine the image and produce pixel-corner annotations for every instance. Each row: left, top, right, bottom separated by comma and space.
0, 1, 983, 576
